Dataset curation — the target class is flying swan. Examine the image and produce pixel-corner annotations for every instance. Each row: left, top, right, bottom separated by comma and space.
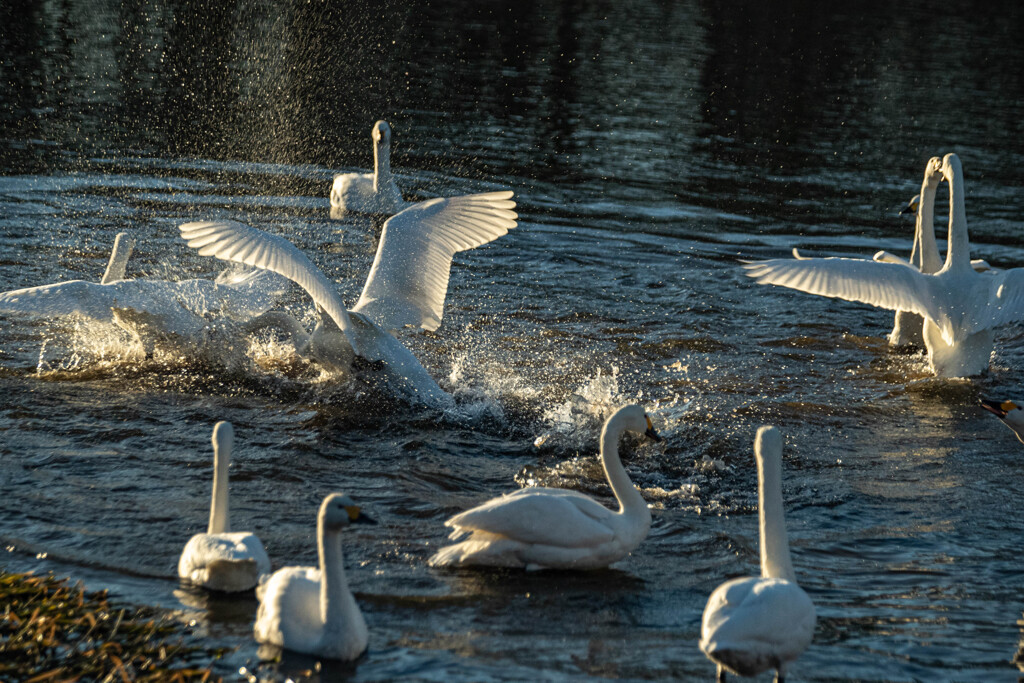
179, 191, 518, 407
699, 426, 816, 683
330, 120, 407, 216
0, 231, 288, 331
743, 153, 1024, 377
429, 404, 661, 570
178, 421, 271, 592
254, 492, 376, 660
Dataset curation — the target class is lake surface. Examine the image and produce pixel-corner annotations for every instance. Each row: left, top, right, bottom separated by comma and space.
3, 1, 1024, 680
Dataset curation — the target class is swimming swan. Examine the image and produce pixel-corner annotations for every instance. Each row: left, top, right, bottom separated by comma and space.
254, 493, 376, 660
179, 191, 518, 407
429, 404, 661, 570
980, 397, 1024, 445
743, 153, 1024, 377
178, 421, 271, 592
330, 120, 407, 216
699, 426, 815, 683
0, 232, 287, 328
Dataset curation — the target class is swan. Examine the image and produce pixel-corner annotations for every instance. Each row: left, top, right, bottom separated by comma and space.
980, 397, 1024, 444
699, 426, 816, 683
743, 153, 1024, 377
429, 404, 661, 570
330, 120, 407, 216
178, 191, 518, 407
254, 492, 376, 660
0, 232, 288, 329
178, 421, 271, 592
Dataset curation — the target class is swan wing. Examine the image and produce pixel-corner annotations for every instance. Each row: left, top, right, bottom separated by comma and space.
352, 191, 518, 331
742, 256, 942, 323
178, 220, 362, 355
973, 267, 1024, 330
701, 577, 816, 668
254, 566, 323, 652
0, 280, 167, 322
445, 487, 615, 548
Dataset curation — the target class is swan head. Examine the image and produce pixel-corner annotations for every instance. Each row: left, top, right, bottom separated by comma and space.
755, 425, 782, 459
980, 398, 1024, 444
372, 120, 392, 146
898, 194, 920, 217
320, 493, 377, 530
923, 156, 943, 187
940, 153, 962, 183
608, 404, 662, 442
212, 421, 234, 458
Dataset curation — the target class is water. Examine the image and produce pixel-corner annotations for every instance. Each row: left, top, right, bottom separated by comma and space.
3, 0, 1024, 680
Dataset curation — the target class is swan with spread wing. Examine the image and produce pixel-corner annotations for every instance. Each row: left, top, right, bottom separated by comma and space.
179, 191, 518, 407
744, 153, 1024, 378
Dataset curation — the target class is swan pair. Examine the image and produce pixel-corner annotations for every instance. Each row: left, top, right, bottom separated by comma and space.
177, 421, 374, 659
700, 426, 816, 683
330, 120, 406, 216
179, 190, 518, 409
744, 153, 1024, 377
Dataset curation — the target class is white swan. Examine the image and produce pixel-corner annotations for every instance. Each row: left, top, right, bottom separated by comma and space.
179, 191, 518, 407
429, 404, 660, 570
980, 397, 1024, 445
0, 232, 288, 329
743, 153, 1024, 377
330, 120, 407, 216
254, 492, 376, 660
699, 426, 816, 683
178, 422, 271, 592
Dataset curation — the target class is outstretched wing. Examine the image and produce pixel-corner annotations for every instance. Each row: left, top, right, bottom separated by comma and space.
352, 191, 518, 331
973, 267, 1024, 331
742, 256, 940, 324
178, 221, 363, 356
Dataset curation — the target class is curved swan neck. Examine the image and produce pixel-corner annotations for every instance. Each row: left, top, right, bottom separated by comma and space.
373, 136, 391, 193
943, 157, 971, 272
755, 428, 796, 582
101, 233, 135, 284
600, 412, 647, 517
208, 424, 231, 535
318, 519, 351, 628
913, 178, 941, 274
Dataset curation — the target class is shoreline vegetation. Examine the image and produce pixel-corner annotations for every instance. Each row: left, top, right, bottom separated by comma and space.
0, 570, 223, 682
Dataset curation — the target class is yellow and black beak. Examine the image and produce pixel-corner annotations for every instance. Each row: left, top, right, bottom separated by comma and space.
980, 398, 1016, 419
345, 505, 378, 525
898, 196, 919, 217
644, 415, 662, 443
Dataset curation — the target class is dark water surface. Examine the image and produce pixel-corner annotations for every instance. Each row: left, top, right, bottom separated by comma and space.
3, 1, 1024, 681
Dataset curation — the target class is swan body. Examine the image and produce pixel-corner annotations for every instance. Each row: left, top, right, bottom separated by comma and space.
254, 493, 376, 660
743, 153, 1024, 378
700, 426, 815, 682
0, 233, 288, 329
178, 422, 270, 592
980, 397, 1024, 445
179, 191, 518, 407
330, 121, 407, 216
429, 404, 661, 570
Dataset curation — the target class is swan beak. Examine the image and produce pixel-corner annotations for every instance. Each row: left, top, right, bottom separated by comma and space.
644, 416, 663, 442
352, 513, 378, 526
980, 398, 1015, 419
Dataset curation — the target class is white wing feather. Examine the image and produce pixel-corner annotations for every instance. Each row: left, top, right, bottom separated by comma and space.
178, 220, 362, 356
445, 487, 615, 548
352, 191, 518, 331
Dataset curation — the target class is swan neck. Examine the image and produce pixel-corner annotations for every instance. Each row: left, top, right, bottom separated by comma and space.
944, 164, 971, 272
318, 521, 351, 629
913, 180, 941, 274
101, 233, 134, 284
758, 447, 795, 582
600, 417, 647, 519
208, 439, 230, 535
373, 138, 391, 192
